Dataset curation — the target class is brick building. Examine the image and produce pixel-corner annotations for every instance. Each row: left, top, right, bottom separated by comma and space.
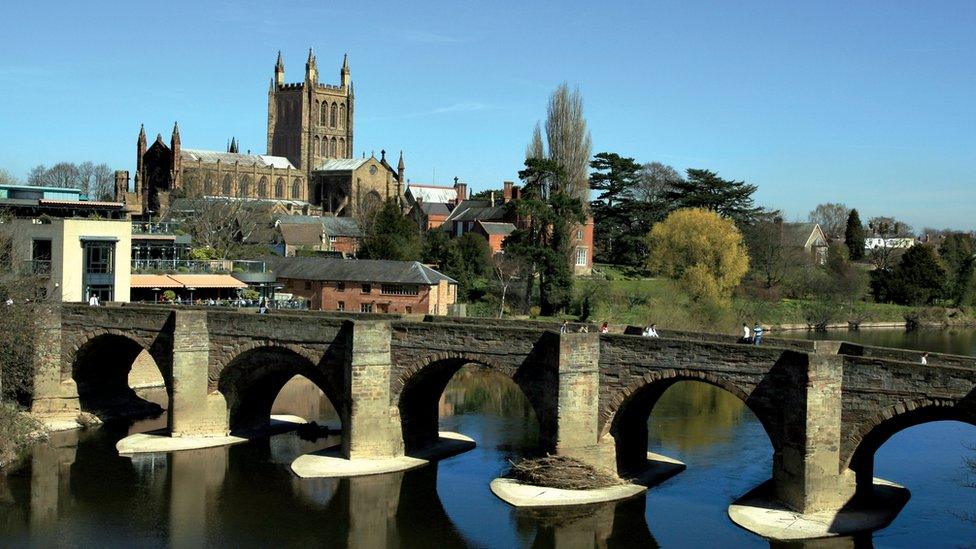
272, 215, 362, 256
266, 257, 456, 315
404, 179, 469, 230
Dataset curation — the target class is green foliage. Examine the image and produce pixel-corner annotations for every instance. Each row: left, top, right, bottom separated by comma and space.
871, 245, 947, 305
422, 230, 491, 301
938, 232, 975, 305
0, 403, 45, 468
189, 247, 218, 260
0, 304, 35, 406
588, 152, 649, 266
358, 198, 422, 261
845, 209, 866, 260
469, 188, 504, 201
162, 290, 176, 302
240, 288, 260, 301
662, 169, 767, 226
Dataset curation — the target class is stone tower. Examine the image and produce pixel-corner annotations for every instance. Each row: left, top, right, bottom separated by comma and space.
267, 48, 354, 180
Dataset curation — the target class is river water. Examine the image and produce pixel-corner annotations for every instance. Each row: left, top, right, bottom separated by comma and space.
1, 329, 973, 547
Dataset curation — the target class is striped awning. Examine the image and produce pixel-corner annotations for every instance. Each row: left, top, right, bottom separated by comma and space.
130, 274, 248, 289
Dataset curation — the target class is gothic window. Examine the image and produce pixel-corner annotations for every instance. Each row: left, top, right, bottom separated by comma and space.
239, 175, 251, 198
320, 136, 326, 156
221, 174, 232, 195
275, 177, 284, 198
338, 138, 345, 158
258, 176, 268, 198
330, 137, 337, 157
339, 104, 346, 128
314, 136, 320, 157
292, 178, 301, 199
330, 102, 337, 127
204, 175, 213, 195
320, 102, 327, 126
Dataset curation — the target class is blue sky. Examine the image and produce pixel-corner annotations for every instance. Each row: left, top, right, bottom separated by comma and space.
1, 1, 974, 229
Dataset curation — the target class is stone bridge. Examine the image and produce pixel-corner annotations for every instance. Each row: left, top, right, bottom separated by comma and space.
29, 304, 976, 515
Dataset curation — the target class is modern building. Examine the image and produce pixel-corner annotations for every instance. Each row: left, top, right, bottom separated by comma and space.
865, 237, 916, 251
1, 216, 132, 303
265, 256, 457, 315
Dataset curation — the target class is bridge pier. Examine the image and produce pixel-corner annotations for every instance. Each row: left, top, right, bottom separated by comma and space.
341, 320, 403, 460
771, 346, 855, 514
550, 333, 616, 472
30, 305, 81, 418
169, 310, 228, 437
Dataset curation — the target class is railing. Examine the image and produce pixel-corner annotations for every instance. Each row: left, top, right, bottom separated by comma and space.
20, 259, 51, 277
130, 259, 268, 274
131, 221, 182, 235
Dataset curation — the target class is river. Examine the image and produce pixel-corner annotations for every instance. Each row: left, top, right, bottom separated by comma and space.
0, 329, 973, 547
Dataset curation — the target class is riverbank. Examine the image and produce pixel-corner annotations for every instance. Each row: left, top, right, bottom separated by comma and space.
0, 403, 48, 470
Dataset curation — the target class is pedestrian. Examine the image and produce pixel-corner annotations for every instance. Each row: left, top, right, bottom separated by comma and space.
577, 325, 588, 333
560, 320, 569, 334
4, 297, 13, 306
600, 321, 609, 334
88, 293, 99, 307
920, 352, 928, 365
258, 297, 268, 315
649, 324, 660, 338
753, 322, 764, 346
742, 323, 752, 343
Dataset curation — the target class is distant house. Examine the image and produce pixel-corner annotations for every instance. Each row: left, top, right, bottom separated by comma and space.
265, 256, 457, 315
270, 215, 364, 257
783, 222, 829, 264
405, 179, 468, 230
865, 237, 916, 251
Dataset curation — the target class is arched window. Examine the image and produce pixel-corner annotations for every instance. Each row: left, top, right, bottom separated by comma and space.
330, 137, 337, 157
330, 102, 337, 127
275, 177, 284, 198
239, 175, 251, 198
338, 138, 345, 158
204, 175, 214, 195
313, 136, 320, 157
258, 176, 268, 198
320, 103, 327, 126
320, 136, 326, 156
221, 174, 232, 195
339, 104, 346, 128
292, 178, 301, 199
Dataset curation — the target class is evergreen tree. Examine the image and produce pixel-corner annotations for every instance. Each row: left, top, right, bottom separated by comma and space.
871, 245, 947, 305
938, 232, 975, 305
588, 152, 641, 264
844, 209, 866, 260
662, 169, 766, 225
358, 199, 422, 261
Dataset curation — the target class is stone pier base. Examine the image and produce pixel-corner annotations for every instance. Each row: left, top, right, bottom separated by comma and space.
291, 431, 474, 478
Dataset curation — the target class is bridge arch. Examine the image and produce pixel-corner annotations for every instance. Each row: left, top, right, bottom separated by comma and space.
395, 351, 546, 453
844, 391, 976, 493
70, 331, 170, 418
603, 369, 779, 475
217, 345, 344, 434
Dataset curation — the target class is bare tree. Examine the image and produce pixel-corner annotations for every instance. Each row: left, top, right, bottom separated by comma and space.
41, 162, 81, 188
545, 82, 592, 203
808, 203, 850, 240
867, 241, 904, 270
635, 162, 683, 203
492, 254, 520, 318
76, 162, 115, 201
26, 165, 47, 186
868, 216, 914, 237
0, 168, 18, 185
526, 122, 545, 160
178, 198, 265, 260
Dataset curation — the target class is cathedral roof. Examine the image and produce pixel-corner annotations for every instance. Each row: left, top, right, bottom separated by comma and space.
314, 158, 370, 171
180, 149, 297, 170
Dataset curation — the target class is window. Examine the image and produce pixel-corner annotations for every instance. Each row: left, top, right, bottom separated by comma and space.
304, 281, 312, 290
204, 175, 214, 195
361, 283, 371, 294
329, 236, 338, 245
258, 177, 268, 198
575, 247, 587, 266
84, 241, 114, 274
320, 103, 327, 126
292, 179, 301, 199
360, 303, 373, 313
314, 136, 320, 156
336, 281, 345, 292
381, 284, 419, 296
337, 138, 344, 158
330, 103, 337, 127
339, 104, 346, 128
337, 301, 345, 311
239, 176, 251, 197
330, 137, 337, 157
274, 178, 284, 198
405, 306, 412, 314
222, 174, 232, 195
577, 229, 584, 240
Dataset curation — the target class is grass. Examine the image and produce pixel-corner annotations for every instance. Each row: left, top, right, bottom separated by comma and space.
0, 402, 46, 469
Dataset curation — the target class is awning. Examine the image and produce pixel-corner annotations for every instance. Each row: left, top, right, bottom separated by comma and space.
129, 274, 248, 289
130, 274, 183, 289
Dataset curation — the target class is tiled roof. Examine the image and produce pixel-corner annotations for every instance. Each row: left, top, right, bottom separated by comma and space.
444, 200, 508, 222
321, 216, 363, 237
419, 202, 452, 216
278, 223, 323, 246
478, 221, 516, 236
265, 257, 456, 285
407, 184, 457, 205
314, 158, 370, 171
181, 148, 296, 170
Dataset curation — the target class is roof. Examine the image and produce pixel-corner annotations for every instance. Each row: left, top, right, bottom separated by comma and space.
265, 257, 456, 285
181, 148, 297, 170
418, 202, 452, 216
314, 158, 370, 171
130, 273, 247, 289
444, 200, 509, 223
321, 216, 362, 237
0, 184, 83, 194
407, 184, 458, 205
278, 223, 323, 246
477, 221, 516, 236
782, 222, 825, 248
38, 199, 124, 208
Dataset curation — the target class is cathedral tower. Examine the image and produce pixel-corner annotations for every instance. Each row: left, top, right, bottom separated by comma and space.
267, 49, 354, 179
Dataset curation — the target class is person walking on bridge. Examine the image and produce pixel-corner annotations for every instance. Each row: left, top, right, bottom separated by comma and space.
742, 323, 752, 343
753, 322, 764, 345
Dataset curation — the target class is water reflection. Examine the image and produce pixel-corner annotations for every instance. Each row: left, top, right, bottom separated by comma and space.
2, 334, 974, 547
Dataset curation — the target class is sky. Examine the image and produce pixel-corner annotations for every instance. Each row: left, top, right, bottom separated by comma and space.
1, 1, 974, 230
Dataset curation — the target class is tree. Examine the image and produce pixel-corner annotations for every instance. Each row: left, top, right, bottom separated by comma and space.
544, 82, 592, 204
526, 122, 545, 161
0, 168, 18, 185
662, 169, 767, 226
635, 162, 683, 204
871, 245, 947, 305
41, 162, 80, 188
646, 208, 749, 303
938, 233, 975, 305
469, 188, 505, 202
358, 198, 422, 261
743, 220, 808, 290
588, 152, 642, 264
492, 254, 520, 318
868, 216, 913, 237
76, 161, 115, 201
176, 198, 265, 260
808, 203, 850, 240
844, 209, 866, 260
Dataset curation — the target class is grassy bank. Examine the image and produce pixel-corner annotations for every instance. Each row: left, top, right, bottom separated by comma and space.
0, 403, 46, 469
572, 264, 976, 333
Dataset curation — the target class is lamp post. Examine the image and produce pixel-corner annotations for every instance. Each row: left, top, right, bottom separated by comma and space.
187, 287, 196, 304
152, 287, 161, 304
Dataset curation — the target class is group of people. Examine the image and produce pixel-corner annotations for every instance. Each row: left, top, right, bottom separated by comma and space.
742, 322, 764, 345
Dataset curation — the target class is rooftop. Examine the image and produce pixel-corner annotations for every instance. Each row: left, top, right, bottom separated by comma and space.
181, 149, 297, 170
444, 200, 509, 223
406, 184, 458, 205
314, 158, 370, 171
265, 256, 456, 285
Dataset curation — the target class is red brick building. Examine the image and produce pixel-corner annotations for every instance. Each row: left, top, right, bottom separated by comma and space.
266, 257, 457, 315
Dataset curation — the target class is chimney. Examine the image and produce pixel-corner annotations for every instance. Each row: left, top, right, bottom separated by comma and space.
503, 181, 514, 203
454, 177, 467, 202
490, 191, 495, 206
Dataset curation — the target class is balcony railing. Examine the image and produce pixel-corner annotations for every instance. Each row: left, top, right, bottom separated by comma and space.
130, 259, 268, 274
131, 221, 183, 235
20, 259, 51, 277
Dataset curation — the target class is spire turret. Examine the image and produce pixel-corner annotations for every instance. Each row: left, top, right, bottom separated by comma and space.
305, 47, 318, 84
397, 151, 405, 186
341, 53, 351, 89
274, 50, 285, 87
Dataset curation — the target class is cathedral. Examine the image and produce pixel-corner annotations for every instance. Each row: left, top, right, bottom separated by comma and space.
119, 49, 405, 218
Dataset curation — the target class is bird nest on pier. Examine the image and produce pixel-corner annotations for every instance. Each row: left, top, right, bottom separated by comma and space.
506, 456, 622, 490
